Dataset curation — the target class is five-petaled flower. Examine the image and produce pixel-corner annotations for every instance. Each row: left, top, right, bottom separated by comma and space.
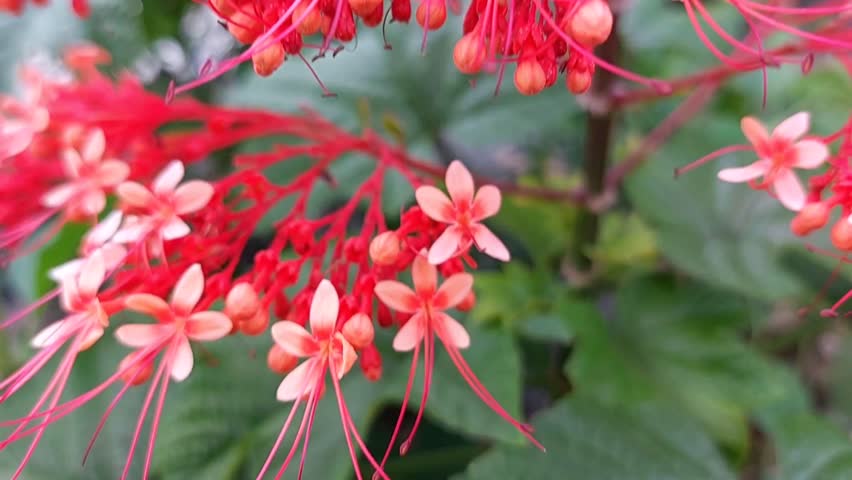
49, 211, 126, 283
415, 160, 509, 264
718, 112, 829, 211
116, 264, 232, 381
114, 160, 214, 246
40, 128, 130, 219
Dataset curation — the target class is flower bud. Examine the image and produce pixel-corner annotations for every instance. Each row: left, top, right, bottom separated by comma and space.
342, 313, 375, 349
567, 69, 593, 94
209, 0, 236, 17
391, 0, 411, 22
362, 3, 384, 27
240, 308, 270, 336
570, 0, 613, 48
294, 3, 323, 35
252, 43, 286, 77
225, 282, 261, 323
416, 0, 447, 30
457, 290, 476, 312
349, 0, 382, 17
273, 290, 291, 320
831, 218, 852, 251
370, 231, 401, 265
267, 344, 299, 374
359, 343, 382, 382
514, 59, 546, 96
119, 353, 153, 386
228, 12, 262, 44
791, 202, 830, 236
453, 32, 487, 74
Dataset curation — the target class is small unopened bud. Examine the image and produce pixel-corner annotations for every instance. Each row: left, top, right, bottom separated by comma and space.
514, 59, 546, 96
294, 3, 323, 35
570, 0, 613, 48
342, 313, 375, 349
240, 308, 270, 336
567, 69, 593, 94
453, 32, 487, 74
267, 344, 299, 374
791, 202, 830, 236
252, 43, 286, 77
349, 0, 382, 17
416, 0, 447, 30
391, 0, 411, 22
119, 353, 153, 386
225, 283, 261, 323
362, 3, 384, 27
370, 231, 401, 266
831, 218, 852, 251
360, 343, 382, 381
457, 291, 476, 312
209, 0, 236, 17
228, 12, 262, 44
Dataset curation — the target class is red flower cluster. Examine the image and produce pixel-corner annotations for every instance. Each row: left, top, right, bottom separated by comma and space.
0, 0, 88, 16
0, 47, 541, 480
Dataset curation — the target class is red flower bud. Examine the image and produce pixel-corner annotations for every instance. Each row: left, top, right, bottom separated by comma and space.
239, 308, 270, 336
457, 290, 476, 312
267, 344, 299, 375
791, 202, 830, 236
416, 0, 447, 30
119, 353, 153, 386
294, 3, 323, 35
569, 0, 613, 48
391, 0, 411, 23
252, 43, 286, 77
225, 282, 261, 323
567, 69, 593, 94
831, 219, 852, 251
342, 313, 375, 349
359, 343, 382, 381
350, 0, 382, 17
453, 32, 487, 74
228, 11, 262, 44
370, 231, 401, 265
514, 58, 546, 96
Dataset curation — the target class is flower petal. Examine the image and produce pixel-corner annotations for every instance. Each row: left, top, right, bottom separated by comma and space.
471, 185, 501, 221
427, 225, 463, 265
60, 277, 80, 312
77, 250, 105, 298
773, 112, 810, 141
96, 160, 130, 186
41, 183, 77, 208
78, 325, 105, 351
331, 332, 357, 379
717, 161, 769, 183
446, 160, 475, 206
49, 258, 83, 283
80, 128, 105, 163
153, 160, 185, 195
773, 170, 806, 211
114, 323, 170, 348
740, 116, 770, 147
412, 254, 438, 296
793, 140, 829, 169
112, 220, 149, 244
61, 148, 82, 178
271, 321, 319, 357
31, 318, 76, 349
79, 188, 107, 217
415, 185, 455, 223
100, 243, 127, 271
173, 180, 214, 215
392, 313, 426, 352
434, 312, 470, 349
161, 216, 191, 241
171, 264, 204, 315
276, 359, 319, 402
170, 335, 194, 382
309, 279, 339, 338
374, 281, 419, 313
187, 311, 232, 342
116, 181, 154, 208
470, 224, 511, 262
85, 211, 123, 247
124, 293, 171, 318
433, 273, 474, 310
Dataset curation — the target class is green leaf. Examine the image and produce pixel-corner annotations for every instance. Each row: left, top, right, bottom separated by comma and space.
456, 396, 736, 480
760, 412, 852, 480
566, 277, 808, 451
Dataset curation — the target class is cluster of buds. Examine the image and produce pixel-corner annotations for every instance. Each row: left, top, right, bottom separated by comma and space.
0, 47, 541, 480
0, 0, 88, 16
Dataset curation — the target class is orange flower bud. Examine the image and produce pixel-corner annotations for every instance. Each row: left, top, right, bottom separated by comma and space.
514, 59, 546, 96
369, 231, 401, 266
457, 290, 476, 312
416, 0, 447, 30
791, 202, 830, 236
240, 308, 270, 336
570, 0, 613, 48
349, 0, 382, 17
831, 219, 852, 251
342, 313, 375, 349
567, 69, 593, 94
267, 344, 299, 374
453, 32, 487, 74
209, 0, 236, 17
252, 43, 286, 77
294, 3, 323, 35
225, 282, 261, 322
119, 353, 153, 386
228, 11, 262, 44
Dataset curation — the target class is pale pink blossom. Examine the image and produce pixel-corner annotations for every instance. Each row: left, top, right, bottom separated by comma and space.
718, 112, 829, 211
49, 211, 127, 283
115, 264, 231, 382
0, 96, 49, 161
40, 128, 130, 218
416, 160, 509, 264
270, 279, 357, 402
113, 160, 213, 245
31, 251, 109, 352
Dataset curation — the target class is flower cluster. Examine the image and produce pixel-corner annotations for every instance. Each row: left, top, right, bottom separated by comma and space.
0, 48, 541, 480
0, 0, 88, 17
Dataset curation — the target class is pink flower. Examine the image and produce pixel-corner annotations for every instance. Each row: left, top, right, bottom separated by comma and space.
415, 160, 509, 264
49, 211, 127, 283
115, 264, 231, 382
718, 112, 829, 211
373, 254, 541, 463
114, 160, 214, 244
40, 128, 129, 219
0, 96, 49, 162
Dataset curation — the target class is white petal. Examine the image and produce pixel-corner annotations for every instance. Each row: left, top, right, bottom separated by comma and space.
153, 160, 185, 195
